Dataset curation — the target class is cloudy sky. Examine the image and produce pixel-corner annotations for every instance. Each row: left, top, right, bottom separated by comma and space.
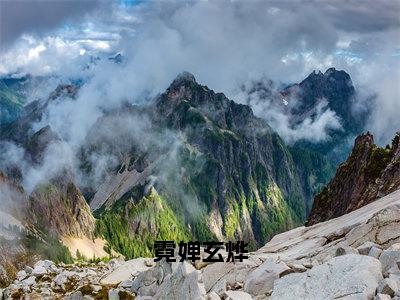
0, 0, 399, 144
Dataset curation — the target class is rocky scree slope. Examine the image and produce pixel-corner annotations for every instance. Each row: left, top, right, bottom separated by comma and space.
307, 131, 400, 225
3, 188, 400, 299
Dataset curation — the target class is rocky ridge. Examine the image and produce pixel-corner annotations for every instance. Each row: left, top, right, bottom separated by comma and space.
308, 131, 400, 225
3, 188, 400, 299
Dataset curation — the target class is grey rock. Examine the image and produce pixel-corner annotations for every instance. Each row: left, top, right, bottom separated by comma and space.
131, 260, 172, 296
119, 279, 133, 288
153, 262, 206, 300
65, 291, 83, 300
206, 291, 221, 300
244, 258, 290, 296
357, 242, 381, 255
286, 262, 307, 273
377, 277, 398, 296
369, 246, 383, 259
17, 270, 27, 280
54, 273, 68, 288
210, 278, 226, 295
108, 288, 120, 300
335, 245, 358, 256
24, 266, 33, 275
34, 260, 54, 270
22, 276, 36, 286
222, 290, 253, 300
202, 259, 259, 293
379, 243, 400, 275
101, 258, 152, 285
375, 293, 391, 300
271, 254, 382, 300
32, 266, 47, 276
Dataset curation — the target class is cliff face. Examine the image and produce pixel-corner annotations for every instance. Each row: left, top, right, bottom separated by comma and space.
28, 173, 95, 238
307, 132, 400, 225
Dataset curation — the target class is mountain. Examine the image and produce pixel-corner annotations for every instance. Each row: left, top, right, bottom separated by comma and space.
0, 72, 335, 262
0, 75, 51, 125
0, 78, 26, 125
285, 68, 369, 163
243, 68, 370, 164
89, 72, 308, 255
307, 131, 400, 225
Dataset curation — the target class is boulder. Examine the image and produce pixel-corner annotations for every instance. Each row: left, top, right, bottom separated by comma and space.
244, 258, 290, 296
271, 254, 382, 300
65, 291, 83, 300
335, 245, 358, 256
108, 289, 120, 300
222, 290, 253, 300
153, 262, 206, 300
377, 277, 398, 297
369, 247, 383, 259
357, 242, 381, 255
100, 258, 152, 285
379, 243, 400, 275
202, 258, 260, 293
206, 291, 220, 300
32, 266, 47, 277
131, 260, 172, 297
119, 279, 134, 288
22, 276, 36, 286
375, 293, 391, 300
25, 266, 33, 275
34, 260, 54, 270
17, 270, 27, 280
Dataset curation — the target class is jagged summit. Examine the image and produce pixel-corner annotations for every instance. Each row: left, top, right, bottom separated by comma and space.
307, 131, 400, 225
169, 71, 197, 89
300, 67, 352, 86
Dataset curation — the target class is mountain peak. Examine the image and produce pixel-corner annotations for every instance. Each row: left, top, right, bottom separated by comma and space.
169, 71, 197, 89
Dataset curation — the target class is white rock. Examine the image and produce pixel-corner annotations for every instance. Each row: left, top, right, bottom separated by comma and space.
65, 291, 83, 300
375, 293, 391, 300
222, 290, 253, 300
101, 258, 152, 285
206, 291, 221, 300
22, 276, 36, 286
369, 246, 383, 259
379, 244, 400, 275
286, 262, 307, 273
357, 242, 381, 255
17, 270, 27, 280
24, 266, 33, 275
271, 254, 383, 300
377, 277, 398, 297
108, 289, 120, 300
91, 285, 102, 293
131, 260, 173, 296
335, 245, 358, 256
119, 279, 133, 288
244, 258, 290, 296
153, 262, 206, 300
54, 273, 68, 288
109, 258, 122, 268
202, 259, 259, 293
34, 260, 54, 270
32, 266, 47, 276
